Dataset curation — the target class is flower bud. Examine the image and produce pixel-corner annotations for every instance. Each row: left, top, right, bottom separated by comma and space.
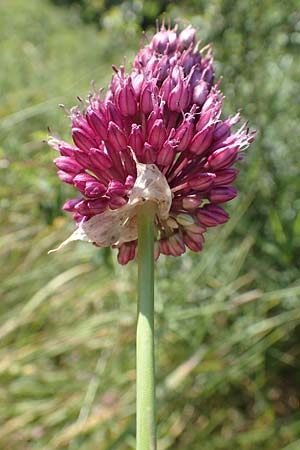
176, 213, 195, 227
116, 77, 137, 117
142, 142, 156, 164
160, 76, 175, 102
166, 30, 178, 53
87, 198, 109, 214
62, 198, 82, 211
107, 121, 127, 151
207, 145, 239, 170
156, 54, 170, 82
168, 234, 186, 256
209, 186, 238, 203
117, 242, 136, 265
193, 80, 209, 107
156, 141, 176, 166
57, 170, 74, 184
173, 117, 194, 151
72, 128, 96, 152
140, 80, 157, 114
183, 233, 203, 251
197, 205, 229, 227
131, 72, 144, 98
73, 172, 96, 191
106, 101, 123, 128
178, 26, 196, 50
182, 195, 202, 210
189, 125, 214, 155
56, 141, 75, 157
159, 239, 172, 256
129, 124, 144, 156
151, 30, 169, 53
109, 196, 128, 210
213, 169, 239, 186
89, 148, 112, 170
185, 223, 207, 234
85, 181, 106, 197
202, 65, 214, 85
86, 108, 108, 141
125, 175, 135, 190
148, 119, 167, 149
188, 172, 215, 190
54, 156, 82, 174
107, 180, 126, 197
168, 79, 191, 112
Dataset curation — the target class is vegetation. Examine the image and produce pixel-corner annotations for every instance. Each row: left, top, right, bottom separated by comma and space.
1, 0, 299, 449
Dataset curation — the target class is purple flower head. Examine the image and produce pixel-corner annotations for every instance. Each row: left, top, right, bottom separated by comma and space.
49, 24, 255, 264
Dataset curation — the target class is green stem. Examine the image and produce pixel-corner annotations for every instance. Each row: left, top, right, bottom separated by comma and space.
136, 201, 156, 450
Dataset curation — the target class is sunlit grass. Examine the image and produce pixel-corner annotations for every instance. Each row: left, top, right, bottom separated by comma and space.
1, 0, 300, 449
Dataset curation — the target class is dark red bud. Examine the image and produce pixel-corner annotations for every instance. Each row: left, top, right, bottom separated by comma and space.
209, 186, 238, 203
213, 169, 239, 186
107, 121, 127, 151
188, 172, 215, 190
54, 156, 82, 174
197, 205, 229, 227
129, 125, 144, 156
148, 119, 167, 149
189, 125, 214, 155
207, 145, 239, 170
178, 26, 196, 50
72, 128, 96, 152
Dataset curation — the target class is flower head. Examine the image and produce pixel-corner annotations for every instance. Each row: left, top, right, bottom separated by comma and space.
49, 24, 255, 264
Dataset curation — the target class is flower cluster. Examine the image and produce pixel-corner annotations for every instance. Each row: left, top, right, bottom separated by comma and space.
49, 24, 255, 264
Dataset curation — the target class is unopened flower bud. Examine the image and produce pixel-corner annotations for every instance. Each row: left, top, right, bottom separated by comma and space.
72, 128, 96, 152
109, 196, 127, 210
188, 172, 215, 190
107, 180, 126, 196
168, 79, 190, 112
214, 169, 239, 186
193, 80, 209, 107
129, 124, 144, 156
207, 145, 239, 170
62, 198, 82, 211
189, 125, 214, 155
151, 30, 169, 53
57, 170, 74, 184
197, 204, 229, 226
116, 77, 137, 117
107, 121, 127, 151
87, 198, 109, 214
54, 156, 82, 174
142, 142, 156, 163
178, 26, 196, 50
183, 233, 203, 251
173, 117, 194, 151
85, 181, 106, 197
182, 195, 202, 210
209, 186, 238, 203
86, 108, 108, 141
148, 119, 167, 149
140, 80, 157, 114
156, 141, 176, 166
89, 148, 112, 170
176, 213, 195, 227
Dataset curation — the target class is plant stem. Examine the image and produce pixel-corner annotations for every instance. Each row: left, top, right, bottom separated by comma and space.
136, 201, 156, 450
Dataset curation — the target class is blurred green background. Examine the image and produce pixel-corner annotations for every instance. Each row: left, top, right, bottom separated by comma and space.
1, 0, 300, 449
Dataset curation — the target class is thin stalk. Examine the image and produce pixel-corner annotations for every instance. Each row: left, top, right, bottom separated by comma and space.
136, 201, 156, 450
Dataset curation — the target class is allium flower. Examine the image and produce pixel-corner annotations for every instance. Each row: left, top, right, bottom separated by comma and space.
49, 24, 255, 264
